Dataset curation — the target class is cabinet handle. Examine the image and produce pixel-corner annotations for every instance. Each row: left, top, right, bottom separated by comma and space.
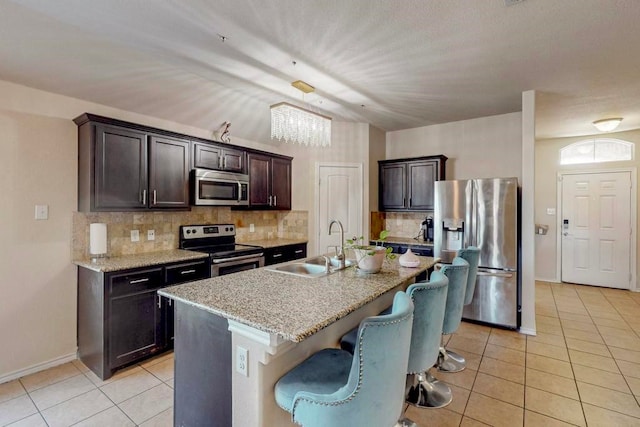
223, 157, 227, 169
273, 253, 283, 258
294, 250, 303, 254
141, 189, 147, 205
180, 269, 196, 275
157, 294, 161, 309
129, 278, 149, 284
153, 190, 157, 205
168, 299, 172, 307
268, 195, 273, 206
273, 195, 277, 207
218, 157, 223, 169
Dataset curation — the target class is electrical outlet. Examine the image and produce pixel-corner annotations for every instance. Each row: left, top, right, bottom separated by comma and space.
249, 224, 255, 233
131, 229, 140, 242
236, 346, 248, 376
147, 229, 155, 241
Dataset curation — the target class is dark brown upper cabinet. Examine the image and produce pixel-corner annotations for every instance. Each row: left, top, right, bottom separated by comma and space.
247, 152, 292, 210
76, 114, 189, 211
379, 155, 447, 212
192, 139, 246, 173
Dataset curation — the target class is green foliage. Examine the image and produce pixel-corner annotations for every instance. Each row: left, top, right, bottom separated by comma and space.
345, 230, 396, 260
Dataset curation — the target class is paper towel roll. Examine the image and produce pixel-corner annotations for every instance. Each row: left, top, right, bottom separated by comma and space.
89, 223, 107, 256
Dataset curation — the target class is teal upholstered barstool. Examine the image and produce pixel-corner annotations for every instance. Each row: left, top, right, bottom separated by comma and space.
442, 246, 481, 371
275, 291, 414, 427
436, 257, 469, 373
403, 270, 451, 412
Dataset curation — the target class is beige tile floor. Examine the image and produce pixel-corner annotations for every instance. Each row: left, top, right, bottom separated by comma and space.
3, 281, 640, 426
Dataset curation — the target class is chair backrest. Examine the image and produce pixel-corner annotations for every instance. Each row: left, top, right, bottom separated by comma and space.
441, 257, 470, 335
406, 270, 449, 374
458, 246, 480, 305
293, 291, 414, 427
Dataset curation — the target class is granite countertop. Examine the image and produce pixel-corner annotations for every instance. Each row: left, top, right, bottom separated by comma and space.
159, 256, 436, 343
239, 238, 308, 248
73, 249, 209, 272
381, 236, 434, 247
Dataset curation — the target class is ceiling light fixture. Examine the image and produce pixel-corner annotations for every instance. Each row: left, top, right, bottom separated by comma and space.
592, 117, 623, 132
270, 80, 331, 147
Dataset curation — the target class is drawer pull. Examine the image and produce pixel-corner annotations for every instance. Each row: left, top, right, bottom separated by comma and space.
272, 253, 283, 258
294, 250, 303, 254
129, 278, 149, 284
180, 269, 196, 275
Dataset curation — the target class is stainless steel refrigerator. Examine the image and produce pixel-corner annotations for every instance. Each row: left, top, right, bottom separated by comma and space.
434, 177, 520, 329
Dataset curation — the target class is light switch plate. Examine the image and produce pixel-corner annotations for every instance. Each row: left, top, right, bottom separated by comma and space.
131, 230, 140, 242
35, 204, 48, 220
546, 208, 556, 215
249, 224, 255, 233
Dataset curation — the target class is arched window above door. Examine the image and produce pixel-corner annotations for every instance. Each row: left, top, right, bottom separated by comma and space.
560, 138, 634, 165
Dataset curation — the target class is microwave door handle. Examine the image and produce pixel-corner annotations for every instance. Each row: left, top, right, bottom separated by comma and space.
237, 181, 242, 202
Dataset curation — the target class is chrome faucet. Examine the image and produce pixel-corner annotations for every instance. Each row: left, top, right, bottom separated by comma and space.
328, 219, 346, 269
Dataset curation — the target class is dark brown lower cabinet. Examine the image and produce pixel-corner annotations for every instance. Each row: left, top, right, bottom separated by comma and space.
109, 290, 164, 369
77, 259, 209, 380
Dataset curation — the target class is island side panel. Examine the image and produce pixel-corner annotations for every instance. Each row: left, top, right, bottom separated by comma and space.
174, 300, 232, 427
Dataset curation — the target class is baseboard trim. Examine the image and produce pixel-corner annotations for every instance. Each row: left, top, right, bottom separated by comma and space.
0, 351, 77, 384
519, 327, 537, 336
535, 277, 560, 283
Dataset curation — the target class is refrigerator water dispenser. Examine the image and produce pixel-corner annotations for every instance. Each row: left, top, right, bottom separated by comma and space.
442, 218, 464, 252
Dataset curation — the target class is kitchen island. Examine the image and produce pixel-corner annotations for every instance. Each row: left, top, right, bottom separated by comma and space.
159, 256, 436, 427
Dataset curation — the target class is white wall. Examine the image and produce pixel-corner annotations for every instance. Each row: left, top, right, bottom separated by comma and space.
0, 80, 369, 381
386, 112, 523, 180
535, 129, 640, 283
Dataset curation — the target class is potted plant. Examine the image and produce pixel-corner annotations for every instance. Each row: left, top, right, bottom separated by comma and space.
346, 230, 396, 273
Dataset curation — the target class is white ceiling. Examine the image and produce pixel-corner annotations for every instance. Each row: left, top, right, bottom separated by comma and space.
2, 0, 640, 142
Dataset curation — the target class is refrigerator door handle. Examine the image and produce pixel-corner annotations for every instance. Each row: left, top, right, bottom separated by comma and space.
477, 271, 514, 279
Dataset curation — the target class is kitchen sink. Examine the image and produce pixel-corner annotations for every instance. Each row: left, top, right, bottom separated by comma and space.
304, 256, 355, 269
267, 256, 354, 278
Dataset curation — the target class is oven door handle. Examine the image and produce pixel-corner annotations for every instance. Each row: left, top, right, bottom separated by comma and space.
212, 253, 265, 264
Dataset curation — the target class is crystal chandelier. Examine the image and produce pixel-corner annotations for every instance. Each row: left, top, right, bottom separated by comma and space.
270, 102, 332, 147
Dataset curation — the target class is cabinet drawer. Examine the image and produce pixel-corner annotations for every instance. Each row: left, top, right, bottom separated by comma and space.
109, 267, 164, 297
165, 260, 210, 285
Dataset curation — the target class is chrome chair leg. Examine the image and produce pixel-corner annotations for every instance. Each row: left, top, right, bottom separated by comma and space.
437, 335, 466, 372
405, 371, 452, 409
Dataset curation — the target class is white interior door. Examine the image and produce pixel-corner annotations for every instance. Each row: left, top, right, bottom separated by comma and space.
317, 164, 362, 255
561, 171, 631, 288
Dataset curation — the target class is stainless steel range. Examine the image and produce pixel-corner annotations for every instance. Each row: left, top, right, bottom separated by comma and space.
179, 224, 264, 276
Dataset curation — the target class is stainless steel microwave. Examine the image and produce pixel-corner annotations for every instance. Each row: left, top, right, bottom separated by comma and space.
191, 169, 249, 206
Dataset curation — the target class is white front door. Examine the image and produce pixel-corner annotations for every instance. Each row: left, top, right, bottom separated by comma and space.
561, 171, 632, 288
317, 164, 363, 255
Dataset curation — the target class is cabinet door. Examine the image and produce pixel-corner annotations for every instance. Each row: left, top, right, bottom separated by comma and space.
379, 163, 407, 210
408, 161, 437, 210
108, 290, 164, 369
221, 147, 246, 173
248, 153, 271, 207
271, 157, 292, 210
149, 135, 190, 208
94, 125, 147, 210
193, 142, 223, 170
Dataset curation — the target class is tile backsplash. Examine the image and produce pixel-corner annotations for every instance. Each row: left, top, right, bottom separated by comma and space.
370, 211, 432, 240
72, 207, 308, 259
